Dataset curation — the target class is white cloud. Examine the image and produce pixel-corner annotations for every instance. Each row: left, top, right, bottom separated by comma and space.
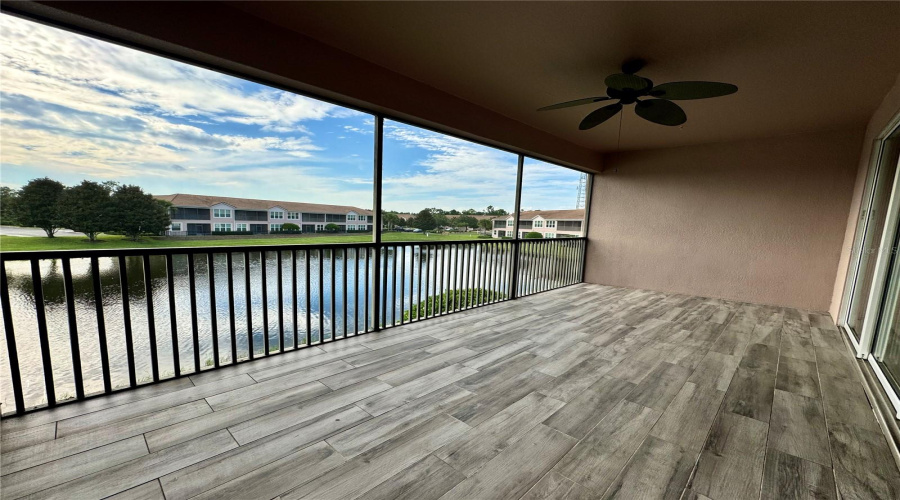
0, 17, 342, 128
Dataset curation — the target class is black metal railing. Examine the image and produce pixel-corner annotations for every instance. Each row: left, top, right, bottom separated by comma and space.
516, 238, 585, 297
0, 237, 585, 416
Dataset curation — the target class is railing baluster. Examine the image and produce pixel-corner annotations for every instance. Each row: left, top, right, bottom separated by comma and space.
277, 251, 284, 353
30, 260, 55, 406
1, 263, 25, 413
431, 246, 438, 317
118, 255, 136, 387
409, 246, 415, 322
479, 243, 487, 306
226, 252, 237, 364
354, 248, 359, 335
165, 255, 180, 377
381, 247, 388, 328
569, 241, 575, 285
89, 256, 111, 393
187, 254, 201, 373
465, 244, 473, 309
319, 249, 325, 341
454, 244, 461, 311
292, 250, 299, 349
61, 258, 84, 399
538, 240, 550, 292
392, 246, 398, 326
491, 242, 503, 302
207, 253, 219, 368
343, 248, 348, 337
305, 250, 312, 346
402, 245, 409, 324
418, 245, 424, 320
551, 241, 559, 289
141, 253, 159, 382
261, 251, 269, 354
467, 243, 472, 308
364, 248, 369, 333
330, 250, 336, 340
244, 252, 254, 359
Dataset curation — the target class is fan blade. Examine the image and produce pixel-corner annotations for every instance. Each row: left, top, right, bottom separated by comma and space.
635, 99, 686, 126
650, 81, 737, 100
579, 103, 623, 130
537, 97, 611, 111
605, 73, 648, 91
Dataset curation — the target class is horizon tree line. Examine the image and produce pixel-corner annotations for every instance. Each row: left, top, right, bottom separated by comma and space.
1, 178, 171, 241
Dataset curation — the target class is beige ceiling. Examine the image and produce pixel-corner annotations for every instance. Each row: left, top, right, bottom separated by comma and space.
234, 1, 900, 153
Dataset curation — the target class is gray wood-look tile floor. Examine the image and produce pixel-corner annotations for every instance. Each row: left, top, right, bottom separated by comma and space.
2, 283, 899, 500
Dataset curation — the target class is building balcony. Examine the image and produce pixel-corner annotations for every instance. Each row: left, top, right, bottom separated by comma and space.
1, 282, 895, 499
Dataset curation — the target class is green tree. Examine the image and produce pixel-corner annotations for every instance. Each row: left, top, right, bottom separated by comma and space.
455, 215, 478, 229
16, 178, 65, 237
412, 209, 437, 230
524, 231, 543, 239
281, 222, 300, 231
462, 208, 477, 215
382, 211, 401, 230
108, 185, 171, 240
57, 180, 113, 241
0, 186, 19, 226
478, 219, 492, 231
324, 223, 340, 232
433, 213, 449, 229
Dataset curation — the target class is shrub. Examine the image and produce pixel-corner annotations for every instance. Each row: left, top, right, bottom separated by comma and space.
401, 288, 507, 322
282, 222, 300, 231
324, 223, 340, 233
524, 231, 543, 239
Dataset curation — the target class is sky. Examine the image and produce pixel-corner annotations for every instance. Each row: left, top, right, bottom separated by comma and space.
0, 15, 584, 213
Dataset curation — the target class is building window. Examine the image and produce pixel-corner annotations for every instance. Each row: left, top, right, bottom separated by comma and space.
236, 223, 248, 232
270, 223, 283, 231
546, 220, 556, 228
347, 214, 357, 221
287, 212, 299, 220
213, 223, 232, 232
270, 211, 284, 219
507, 219, 514, 227
170, 222, 182, 231
545, 232, 556, 239
347, 224, 356, 231
534, 220, 543, 228
213, 208, 232, 218
315, 224, 325, 232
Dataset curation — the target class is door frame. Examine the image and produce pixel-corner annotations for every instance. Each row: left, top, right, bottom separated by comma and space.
838, 111, 900, 418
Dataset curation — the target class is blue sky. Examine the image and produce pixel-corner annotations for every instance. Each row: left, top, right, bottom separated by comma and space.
1, 15, 583, 213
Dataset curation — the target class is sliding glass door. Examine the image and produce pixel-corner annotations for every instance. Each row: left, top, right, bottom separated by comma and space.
845, 139, 898, 340
840, 121, 900, 417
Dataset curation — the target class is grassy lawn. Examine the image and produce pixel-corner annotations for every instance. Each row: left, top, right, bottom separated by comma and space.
0, 231, 489, 252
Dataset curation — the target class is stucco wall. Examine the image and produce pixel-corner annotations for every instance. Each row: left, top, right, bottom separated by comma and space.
584, 128, 865, 312
829, 73, 900, 320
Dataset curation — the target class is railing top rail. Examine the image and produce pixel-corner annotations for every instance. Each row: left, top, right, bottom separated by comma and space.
0, 237, 585, 261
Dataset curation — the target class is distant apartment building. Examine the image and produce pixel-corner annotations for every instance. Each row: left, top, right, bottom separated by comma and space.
155, 194, 373, 235
491, 209, 584, 239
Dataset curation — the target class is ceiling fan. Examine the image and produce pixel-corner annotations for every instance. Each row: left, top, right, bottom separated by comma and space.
538, 59, 737, 129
